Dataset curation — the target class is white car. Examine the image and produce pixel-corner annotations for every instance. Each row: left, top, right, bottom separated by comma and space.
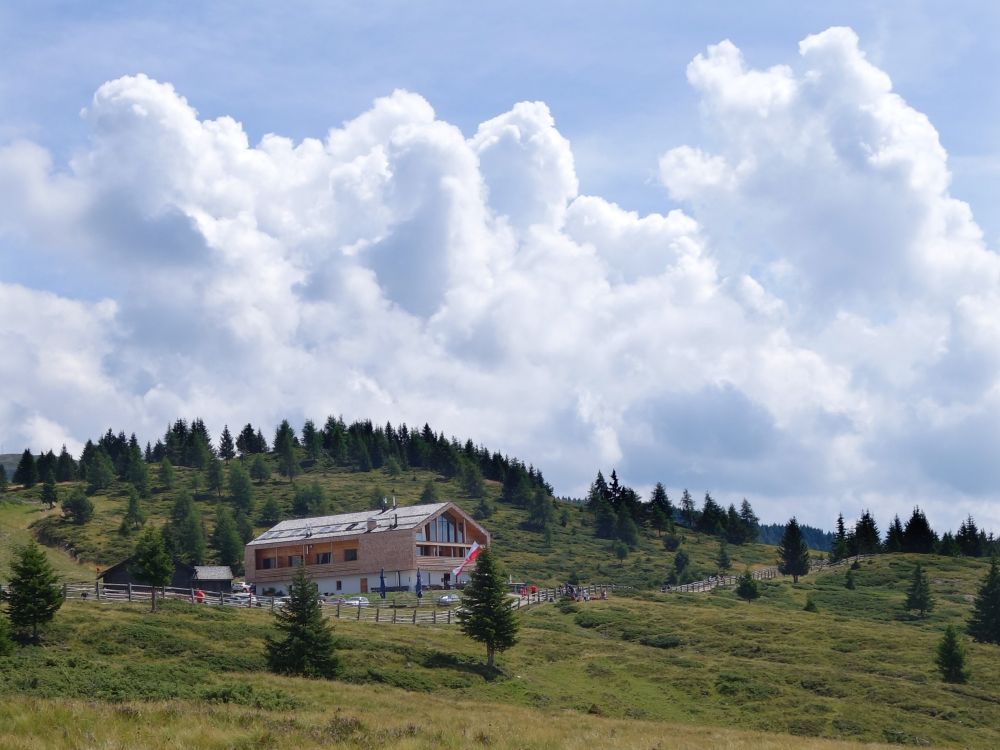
342, 596, 370, 607
437, 593, 461, 606
230, 592, 258, 606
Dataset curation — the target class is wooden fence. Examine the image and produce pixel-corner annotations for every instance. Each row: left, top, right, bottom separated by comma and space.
3, 581, 624, 626
661, 554, 876, 594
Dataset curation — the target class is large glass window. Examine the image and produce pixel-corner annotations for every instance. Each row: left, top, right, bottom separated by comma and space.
288, 555, 303, 567
344, 549, 358, 562
316, 552, 332, 565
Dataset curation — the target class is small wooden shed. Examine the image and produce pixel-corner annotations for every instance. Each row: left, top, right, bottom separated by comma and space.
97, 558, 233, 593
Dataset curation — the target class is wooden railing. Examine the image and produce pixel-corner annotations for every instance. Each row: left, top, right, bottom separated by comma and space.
0, 581, 628, 626
660, 554, 876, 594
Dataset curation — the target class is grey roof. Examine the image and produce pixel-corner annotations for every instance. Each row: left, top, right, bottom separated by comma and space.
247, 502, 458, 547
193, 566, 234, 580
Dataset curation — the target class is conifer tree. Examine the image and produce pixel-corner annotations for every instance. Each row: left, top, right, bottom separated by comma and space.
250, 454, 271, 484
40, 472, 58, 510
616, 509, 640, 548
228, 461, 254, 516
0, 465, 7, 494
853, 511, 881, 555
736, 568, 760, 603
738, 499, 760, 543
55, 445, 77, 482
680, 489, 696, 527
845, 568, 856, 589
474, 495, 495, 521
218, 425, 236, 462
13, 450, 38, 488
696, 493, 727, 536
212, 507, 244, 569
885, 515, 905, 553
968, 556, 1000, 644
936, 624, 969, 684
234, 511, 255, 545
158, 457, 175, 490
0, 612, 12, 656
832, 513, 849, 562
258, 494, 283, 527
207, 457, 225, 499
419, 480, 439, 505
61, 486, 94, 524
125, 446, 150, 497
460, 460, 486, 498
777, 517, 810, 583
649, 482, 674, 522
649, 505, 669, 537
457, 547, 519, 669
169, 491, 205, 565
86, 450, 115, 494
528, 488, 556, 532
119, 485, 146, 534
593, 495, 618, 539
265, 563, 340, 678
292, 481, 327, 517
301, 419, 322, 461
613, 540, 629, 565
717, 540, 732, 574
905, 562, 934, 617
6, 541, 63, 641
130, 526, 173, 612
668, 549, 690, 585
902, 507, 937, 553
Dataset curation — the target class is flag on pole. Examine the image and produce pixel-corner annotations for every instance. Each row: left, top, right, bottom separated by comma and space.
452, 541, 482, 580
378, 568, 386, 599
415, 569, 423, 599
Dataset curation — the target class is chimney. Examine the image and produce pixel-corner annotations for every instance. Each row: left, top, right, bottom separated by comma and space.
366, 518, 378, 532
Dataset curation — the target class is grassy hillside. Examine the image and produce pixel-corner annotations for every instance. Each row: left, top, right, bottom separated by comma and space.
0, 499, 95, 580
13, 456, 781, 587
1, 554, 997, 747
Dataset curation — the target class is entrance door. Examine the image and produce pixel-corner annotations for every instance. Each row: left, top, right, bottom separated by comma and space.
360, 577, 368, 593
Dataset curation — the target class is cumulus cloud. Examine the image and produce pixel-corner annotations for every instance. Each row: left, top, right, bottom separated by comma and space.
3, 30, 1000, 532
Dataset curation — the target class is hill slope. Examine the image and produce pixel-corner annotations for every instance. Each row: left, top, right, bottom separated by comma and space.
0, 554, 997, 747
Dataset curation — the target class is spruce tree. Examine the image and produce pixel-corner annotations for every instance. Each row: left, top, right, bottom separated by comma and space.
265, 563, 340, 678
218, 425, 236, 462
0, 612, 12, 656
902, 507, 937, 554
968, 556, 1000, 644
212, 507, 244, 569
258, 494, 283, 527
61, 486, 94, 524
777, 517, 810, 583
936, 624, 969, 684
616, 509, 639, 548
86, 450, 115, 494
207, 457, 225, 499
680, 489, 696, 527
457, 547, 519, 669
614, 540, 629, 565
119, 485, 146, 534
40, 472, 58, 510
668, 549, 690, 585
419, 480, 439, 505
125, 447, 150, 497
228, 461, 254, 516
130, 526, 173, 612
885, 515, 905, 553
832, 513, 849, 562
717, 541, 732, 574
738, 499, 760, 543
169, 491, 205, 565
6, 541, 63, 641
593, 495, 618, 539
292, 481, 327, 517
55, 445, 77, 482
736, 569, 760, 603
845, 568, 856, 590
649, 506, 669, 537
250, 455, 271, 484
905, 562, 934, 617
13, 450, 38, 488
158, 457, 175, 490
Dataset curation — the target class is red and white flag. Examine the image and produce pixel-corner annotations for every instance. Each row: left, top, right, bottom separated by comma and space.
452, 542, 482, 579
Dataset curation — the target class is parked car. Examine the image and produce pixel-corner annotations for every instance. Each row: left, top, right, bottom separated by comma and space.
274, 596, 291, 609
342, 596, 370, 607
322, 596, 348, 605
231, 582, 253, 593
230, 592, 258, 606
437, 593, 461, 606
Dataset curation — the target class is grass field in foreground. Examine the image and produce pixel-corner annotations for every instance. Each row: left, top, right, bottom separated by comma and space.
0, 552, 997, 748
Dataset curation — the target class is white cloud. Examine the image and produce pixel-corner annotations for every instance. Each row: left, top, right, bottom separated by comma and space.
4, 30, 1000, 534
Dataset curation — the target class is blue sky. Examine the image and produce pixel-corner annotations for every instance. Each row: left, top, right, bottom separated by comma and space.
3, 2, 1000, 531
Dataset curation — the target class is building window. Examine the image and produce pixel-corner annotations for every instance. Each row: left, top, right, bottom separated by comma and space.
261, 558, 275, 570
344, 549, 358, 562
288, 555, 303, 567
316, 552, 332, 565
336, 580, 342, 591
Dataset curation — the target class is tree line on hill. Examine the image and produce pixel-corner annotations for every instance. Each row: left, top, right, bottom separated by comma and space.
830, 508, 999, 560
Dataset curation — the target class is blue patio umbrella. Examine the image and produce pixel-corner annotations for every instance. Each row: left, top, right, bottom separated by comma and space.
378, 568, 386, 599
415, 569, 423, 599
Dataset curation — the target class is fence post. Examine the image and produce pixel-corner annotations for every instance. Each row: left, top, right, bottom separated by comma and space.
62, 583, 67, 599
336, 603, 341, 619
189, 587, 194, 604
129, 583, 134, 602
376, 607, 380, 622
357, 604, 361, 621
447, 609, 451, 625
393, 607, 397, 624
